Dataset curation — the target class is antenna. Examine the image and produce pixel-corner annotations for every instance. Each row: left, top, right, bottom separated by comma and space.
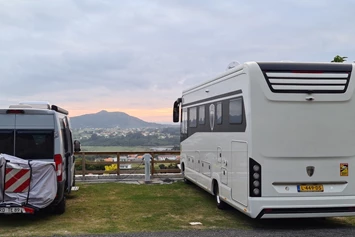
227, 61, 240, 70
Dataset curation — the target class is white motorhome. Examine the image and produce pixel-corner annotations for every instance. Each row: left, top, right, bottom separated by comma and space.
0, 101, 80, 214
173, 61, 355, 219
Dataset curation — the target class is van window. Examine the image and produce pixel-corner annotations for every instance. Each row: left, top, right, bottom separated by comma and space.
15, 130, 54, 160
60, 119, 69, 153
64, 117, 74, 154
0, 130, 14, 155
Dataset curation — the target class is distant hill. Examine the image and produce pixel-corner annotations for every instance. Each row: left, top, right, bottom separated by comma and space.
69, 110, 169, 129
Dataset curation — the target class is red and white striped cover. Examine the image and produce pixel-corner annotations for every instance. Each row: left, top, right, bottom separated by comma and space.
5, 168, 31, 193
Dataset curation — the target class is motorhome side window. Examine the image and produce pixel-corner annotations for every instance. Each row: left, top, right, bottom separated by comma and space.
199, 105, 205, 125
181, 108, 188, 134
189, 107, 197, 128
229, 98, 243, 124
216, 102, 222, 125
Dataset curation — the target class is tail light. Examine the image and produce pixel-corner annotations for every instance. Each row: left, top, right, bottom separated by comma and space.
6, 110, 24, 114
54, 154, 63, 182
23, 207, 35, 214
250, 158, 262, 197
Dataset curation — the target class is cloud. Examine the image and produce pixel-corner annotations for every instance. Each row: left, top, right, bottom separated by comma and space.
0, 0, 354, 122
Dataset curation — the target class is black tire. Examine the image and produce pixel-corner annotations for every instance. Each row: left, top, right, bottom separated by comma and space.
214, 182, 227, 210
183, 176, 191, 184
181, 163, 191, 184
72, 169, 76, 187
53, 196, 66, 215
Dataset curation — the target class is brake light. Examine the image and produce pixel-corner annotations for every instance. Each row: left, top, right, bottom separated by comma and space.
6, 110, 24, 114
54, 154, 63, 182
23, 207, 35, 214
249, 158, 262, 197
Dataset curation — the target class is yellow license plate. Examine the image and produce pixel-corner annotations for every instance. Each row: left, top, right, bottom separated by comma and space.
298, 184, 324, 192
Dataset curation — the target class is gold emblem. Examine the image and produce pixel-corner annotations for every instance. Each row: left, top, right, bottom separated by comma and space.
340, 163, 348, 176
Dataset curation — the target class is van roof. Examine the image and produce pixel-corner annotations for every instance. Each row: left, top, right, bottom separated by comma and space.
3, 101, 68, 115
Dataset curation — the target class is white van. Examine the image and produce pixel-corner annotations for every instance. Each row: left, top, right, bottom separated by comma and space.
0, 101, 80, 214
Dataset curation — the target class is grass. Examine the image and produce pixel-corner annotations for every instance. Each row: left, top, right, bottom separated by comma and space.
1, 182, 355, 237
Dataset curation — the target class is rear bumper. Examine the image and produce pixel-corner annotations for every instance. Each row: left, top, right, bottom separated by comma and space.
249, 196, 355, 219
0, 203, 39, 214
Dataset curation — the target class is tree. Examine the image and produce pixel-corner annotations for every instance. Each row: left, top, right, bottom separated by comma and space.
331, 55, 347, 63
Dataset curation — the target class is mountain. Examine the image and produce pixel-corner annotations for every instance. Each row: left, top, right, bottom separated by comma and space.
69, 110, 168, 129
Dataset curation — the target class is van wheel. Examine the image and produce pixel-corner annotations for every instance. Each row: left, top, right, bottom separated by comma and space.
214, 182, 227, 210
183, 176, 191, 184
53, 196, 66, 215
181, 163, 190, 184
73, 170, 76, 187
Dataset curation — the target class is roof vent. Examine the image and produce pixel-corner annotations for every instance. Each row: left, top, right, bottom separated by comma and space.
9, 104, 32, 108
18, 101, 51, 109
227, 61, 240, 70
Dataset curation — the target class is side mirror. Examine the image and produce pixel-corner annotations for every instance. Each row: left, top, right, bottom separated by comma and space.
173, 98, 181, 123
74, 140, 81, 152
173, 107, 179, 123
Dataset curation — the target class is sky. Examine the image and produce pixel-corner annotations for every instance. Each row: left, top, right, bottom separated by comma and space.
1, 0, 355, 124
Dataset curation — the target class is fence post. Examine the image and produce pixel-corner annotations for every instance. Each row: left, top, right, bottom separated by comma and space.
82, 152, 86, 180
116, 152, 120, 176
151, 153, 155, 176
143, 153, 152, 182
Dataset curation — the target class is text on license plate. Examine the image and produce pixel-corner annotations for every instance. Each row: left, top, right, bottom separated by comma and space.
297, 184, 324, 192
0, 207, 24, 213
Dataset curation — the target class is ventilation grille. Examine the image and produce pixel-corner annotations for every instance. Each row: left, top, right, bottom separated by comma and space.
264, 71, 351, 93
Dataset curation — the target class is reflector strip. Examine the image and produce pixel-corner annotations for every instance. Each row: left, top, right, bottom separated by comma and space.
5, 168, 31, 193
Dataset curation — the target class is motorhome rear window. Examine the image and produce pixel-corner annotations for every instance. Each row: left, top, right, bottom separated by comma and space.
15, 130, 54, 160
258, 63, 352, 94
0, 130, 14, 155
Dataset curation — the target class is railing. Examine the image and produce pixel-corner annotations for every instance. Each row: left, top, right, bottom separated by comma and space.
73, 151, 181, 178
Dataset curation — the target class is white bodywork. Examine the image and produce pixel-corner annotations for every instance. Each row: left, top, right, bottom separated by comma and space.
179, 61, 355, 219
0, 103, 75, 199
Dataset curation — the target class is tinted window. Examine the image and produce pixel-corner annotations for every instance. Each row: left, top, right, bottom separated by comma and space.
189, 107, 197, 127
216, 102, 222, 125
0, 130, 14, 155
229, 98, 243, 124
15, 130, 54, 159
60, 119, 69, 153
199, 105, 205, 125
